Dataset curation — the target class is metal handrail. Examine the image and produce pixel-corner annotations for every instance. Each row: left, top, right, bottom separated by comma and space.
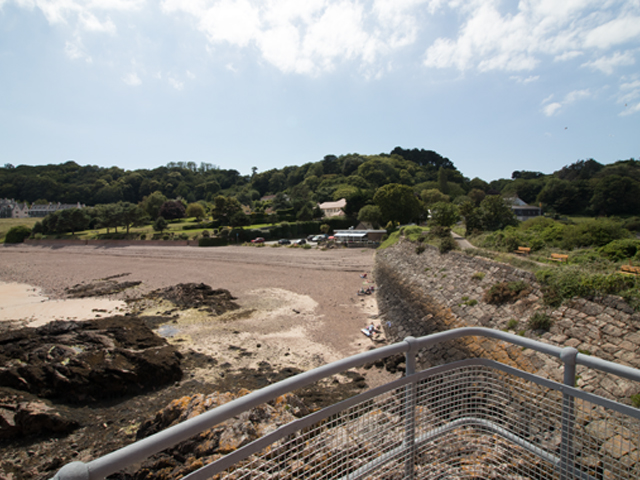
52, 327, 640, 480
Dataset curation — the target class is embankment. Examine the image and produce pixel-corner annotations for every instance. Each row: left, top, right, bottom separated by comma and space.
374, 240, 640, 403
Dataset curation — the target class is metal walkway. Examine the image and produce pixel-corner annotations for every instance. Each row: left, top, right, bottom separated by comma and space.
53, 327, 640, 480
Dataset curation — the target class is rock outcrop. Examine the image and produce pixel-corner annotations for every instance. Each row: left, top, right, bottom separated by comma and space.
0, 317, 183, 403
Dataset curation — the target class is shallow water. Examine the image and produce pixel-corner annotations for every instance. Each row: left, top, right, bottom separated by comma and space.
0, 281, 127, 327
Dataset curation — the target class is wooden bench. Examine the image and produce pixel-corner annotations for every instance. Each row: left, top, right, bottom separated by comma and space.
620, 265, 640, 275
550, 253, 569, 263
515, 246, 531, 255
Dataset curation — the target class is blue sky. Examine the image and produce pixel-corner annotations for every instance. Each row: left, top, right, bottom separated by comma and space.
1, 0, 639, 182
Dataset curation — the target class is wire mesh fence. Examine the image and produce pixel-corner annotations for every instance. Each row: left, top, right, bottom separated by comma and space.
187, 361, 639, 480
51, 329, 640, 480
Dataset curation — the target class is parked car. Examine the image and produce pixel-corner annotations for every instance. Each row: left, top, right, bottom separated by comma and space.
251, 237, 265, 244
278, 238, 291, 245
295, 239, 306, 245
311, 234, 328, 242
306, 235, 316, 241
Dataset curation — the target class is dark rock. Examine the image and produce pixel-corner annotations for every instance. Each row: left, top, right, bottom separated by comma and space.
146, 283, 240, 315
0, 317, 182, 403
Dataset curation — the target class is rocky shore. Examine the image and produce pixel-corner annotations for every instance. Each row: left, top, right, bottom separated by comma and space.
0, 245, 391, 480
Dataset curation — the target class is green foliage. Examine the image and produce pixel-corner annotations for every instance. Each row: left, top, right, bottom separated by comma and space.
471, 272, 485, 281
186, 203, 206, 221
416, 244, 426, 255
479, 196, 518, 231
357, 204, 382, 228
4, 225, 32, 243
598, 239, 640, 261
374, 183, 422, 225
429, 202, 460, 228
506, 319, 518, 330
631, 394, 640, 409
528, 312, 552, 331
535, 267, 640, 309
198, 237, 229, 247
483, 281, 530, 304
439, 235, 457, 254
153, 216, 168, 233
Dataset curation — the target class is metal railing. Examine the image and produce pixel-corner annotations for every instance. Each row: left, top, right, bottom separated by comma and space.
53, 327, 640, 480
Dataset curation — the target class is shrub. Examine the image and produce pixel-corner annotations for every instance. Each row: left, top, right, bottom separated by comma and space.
506, 319, 518, 330
528, 312, 552, 331
483, 280, 530, 304
429, 225, 451, 239
416, 244, 426, 255
471, 272, 485, 281
598, 239, 640, 261
5, 225, 32, 243
439, 235, 457, 253
631, 394, 640, 409
140, 234, 146, 240
199, 237, 229, 247
201, 230, 210, 238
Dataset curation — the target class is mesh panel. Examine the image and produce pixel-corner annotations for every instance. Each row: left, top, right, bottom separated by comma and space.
194, 364, 639, 480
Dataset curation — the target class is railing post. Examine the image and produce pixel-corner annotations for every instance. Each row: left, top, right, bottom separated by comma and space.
559, 347, 578, 480
403, 336, 418, 480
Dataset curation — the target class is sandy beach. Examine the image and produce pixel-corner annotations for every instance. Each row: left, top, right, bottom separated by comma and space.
0, 243, 381, 368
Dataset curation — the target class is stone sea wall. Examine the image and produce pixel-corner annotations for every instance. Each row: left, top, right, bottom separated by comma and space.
374, 239, 640, 404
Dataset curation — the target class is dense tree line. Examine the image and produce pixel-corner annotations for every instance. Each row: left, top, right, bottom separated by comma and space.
2, 151, 639, 237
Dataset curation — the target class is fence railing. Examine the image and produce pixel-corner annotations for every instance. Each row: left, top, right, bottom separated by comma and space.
53, 327, 640, 480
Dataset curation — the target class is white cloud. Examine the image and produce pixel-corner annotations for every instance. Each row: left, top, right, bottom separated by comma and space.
618, 77, 640, 116
424, 1, 640, 74
64, 38, 92, 62
510, 75, 540, 84
542, 102, 562, 116
79, 11, 116, 34
186, 70, 196, 79
122, 72, 141, 86
582, 51, 636, 75
168, 77, 184, 90
541, 88, 592, 116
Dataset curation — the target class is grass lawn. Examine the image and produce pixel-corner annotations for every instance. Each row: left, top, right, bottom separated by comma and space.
0, 218, 39, 243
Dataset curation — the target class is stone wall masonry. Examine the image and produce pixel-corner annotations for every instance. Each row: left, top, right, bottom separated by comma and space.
374, 239, 640, 405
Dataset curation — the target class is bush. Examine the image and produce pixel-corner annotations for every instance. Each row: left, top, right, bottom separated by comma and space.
5, 225, 32, 243
439, 235, 457, 253
506, 319, 518, 330
471, 272, 485, 281
528, 312, 552, 331
483, 281, 530, 304
598, 239, 640, 261
199, 237, 229, 247
416, 244, 426, 255
632, 394, 640, 409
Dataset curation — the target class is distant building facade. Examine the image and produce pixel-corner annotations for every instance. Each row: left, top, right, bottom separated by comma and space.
318, 198, 346, 217
0, 199, 30, 218
28, 202, 85, 217
505, 195, 542, 222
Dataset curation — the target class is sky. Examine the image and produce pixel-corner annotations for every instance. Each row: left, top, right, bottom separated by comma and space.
1, 0, 639, 182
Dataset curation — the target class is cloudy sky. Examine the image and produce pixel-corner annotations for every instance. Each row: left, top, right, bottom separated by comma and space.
1, 0, 639, 181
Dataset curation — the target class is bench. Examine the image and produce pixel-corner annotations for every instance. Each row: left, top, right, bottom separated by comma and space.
549, 253, 569, 263
620, 265, 640, 275
515, 246, 531, 255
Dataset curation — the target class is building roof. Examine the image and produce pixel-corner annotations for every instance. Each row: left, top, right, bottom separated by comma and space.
318, 198, 347, 209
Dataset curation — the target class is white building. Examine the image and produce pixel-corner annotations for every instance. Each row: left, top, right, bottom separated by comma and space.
318, 198, 346, 217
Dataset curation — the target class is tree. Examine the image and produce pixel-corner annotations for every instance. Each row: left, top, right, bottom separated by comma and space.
143, 191, 168, 219
357, 205, 382, 228
429, 202, 460, 228
590, 175, 640, 216
186, 203, 206, 221
296, 202, 315, 221
119, 202, 145, 234
158, 200, 186, 220
459, 200, 483, 235
271, 192, 291, 210
58, 208, 90, 235
437, 167, 449, 194
212, 196, 243, 225
153, 216, 168, 234
421, 188, 450, 206
373, 183, 422, 225
479, 196, 517, 231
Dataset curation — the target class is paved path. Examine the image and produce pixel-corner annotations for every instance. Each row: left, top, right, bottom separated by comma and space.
451, 231, 474, 249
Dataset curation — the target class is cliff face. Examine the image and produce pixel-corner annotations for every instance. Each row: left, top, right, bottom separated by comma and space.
374, 240, 640, 403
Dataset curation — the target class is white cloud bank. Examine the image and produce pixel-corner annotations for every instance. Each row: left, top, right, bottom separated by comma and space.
5, 0, 640, 106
